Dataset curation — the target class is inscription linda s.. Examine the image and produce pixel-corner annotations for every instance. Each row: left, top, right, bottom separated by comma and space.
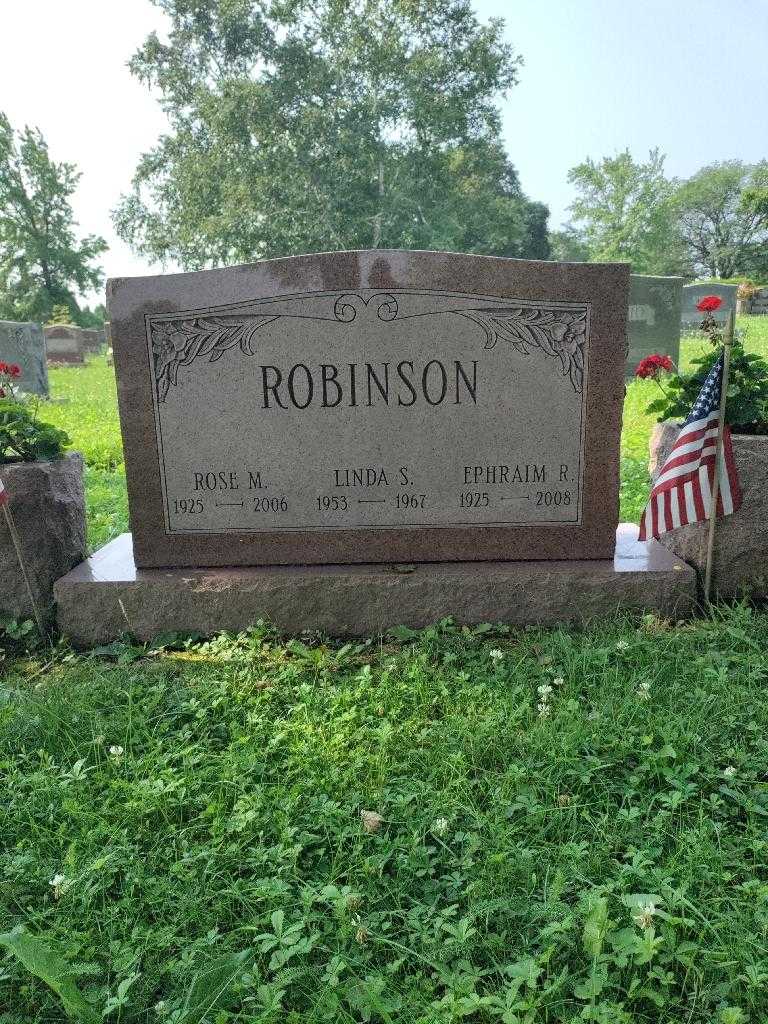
146, 289, 589, 536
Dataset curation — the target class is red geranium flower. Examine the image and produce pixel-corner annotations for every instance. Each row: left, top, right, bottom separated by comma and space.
8, 364, 21, 378
635, 353, 673, 379
696, 295, 723, 313
0, 362, 7, 374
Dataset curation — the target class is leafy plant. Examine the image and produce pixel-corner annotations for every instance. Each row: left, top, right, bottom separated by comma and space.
0, 929, 99, 1023
640, 304, 768, 433
0, 362, 69, 463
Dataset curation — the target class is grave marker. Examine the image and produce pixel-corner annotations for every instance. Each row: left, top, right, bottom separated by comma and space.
44, 325, 85, 364
108, 251, 629, 568
626, 275, 682, 377
681, 283, 737, 328
0, 321, 49, 397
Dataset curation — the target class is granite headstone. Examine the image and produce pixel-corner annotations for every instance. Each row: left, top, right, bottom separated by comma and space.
0, 320, 49, 397
626, 275, 683, 377
44, 324, 85, 364
681, 283, 737, 328
108, 251, 629, 569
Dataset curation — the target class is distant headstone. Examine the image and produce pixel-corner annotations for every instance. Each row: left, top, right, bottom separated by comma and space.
81, 327, 106, 352
44, 324, 85, 364
626, 275, 683, 377
108, 251, 629, 569
751, 287, 768, 316
0, 320, 49, 397
681, 283, 737, 328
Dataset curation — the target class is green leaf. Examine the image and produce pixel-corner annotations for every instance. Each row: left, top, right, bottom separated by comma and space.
176, 949, 251, 1024
0, 928, 99, 1023
582, 896, 609, 958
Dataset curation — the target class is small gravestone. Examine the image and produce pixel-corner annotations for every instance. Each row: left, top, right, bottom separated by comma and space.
626, 275, 683, 377
80, 327, 106, 352
44, 324, 85, 364
681, 283, 737, 329
55, 251, 697, 643
0, 320, 49, 397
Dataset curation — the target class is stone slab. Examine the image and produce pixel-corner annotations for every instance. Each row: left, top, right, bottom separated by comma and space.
54, 524, 696, 646
650, 422, 768, 600
681, 283, 737, 328
626, 275, 682, 377
1, 454, 86, 621
44, 325, 85, 364
108, 250, 629, 568
0, 320, 49, 397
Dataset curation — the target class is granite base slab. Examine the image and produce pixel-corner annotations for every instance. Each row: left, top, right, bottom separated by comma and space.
54, 525, 696, 647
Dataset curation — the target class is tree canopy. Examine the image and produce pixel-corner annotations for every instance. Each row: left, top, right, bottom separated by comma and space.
114, 0, 549, 267
558, 149, 768, 280
673, 160, 768, 280
0, 112, 107, 324
563, 149, 686, 276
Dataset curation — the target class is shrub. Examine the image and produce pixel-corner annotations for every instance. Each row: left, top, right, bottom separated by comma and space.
0, 363, 69, 463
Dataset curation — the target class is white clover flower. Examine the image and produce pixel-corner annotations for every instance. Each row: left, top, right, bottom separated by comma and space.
632, 902, 657, 930
636, 680, 651, 701
49, 873, 67, 899
616, 640, 630, 652
537, 701, 551, 719
723, 765, 737, 779
108, 745, 124, 760
537, 683, 553, 699
553, 676, 565, 687
431, 817, 449, 837
489, 648, 504, 662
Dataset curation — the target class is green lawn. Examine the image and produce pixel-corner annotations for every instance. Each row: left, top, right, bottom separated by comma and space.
3, 611, 768, 1022
42, 316, 768, 550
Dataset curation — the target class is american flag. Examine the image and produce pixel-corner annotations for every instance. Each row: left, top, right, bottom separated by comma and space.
0, 475, 6, 506
639, 351, 742, 541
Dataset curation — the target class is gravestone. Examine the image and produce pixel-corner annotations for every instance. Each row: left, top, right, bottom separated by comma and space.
44, 324, 85, 364
56, 251, 697, 642
108, 251, 629, 568
626, 275, 682, 377
81, 327, 106, 352
681, 283, 737, 329
0, 320, 49, 397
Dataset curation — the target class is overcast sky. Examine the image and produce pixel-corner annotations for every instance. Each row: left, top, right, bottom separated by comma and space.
1, 0, 766, 303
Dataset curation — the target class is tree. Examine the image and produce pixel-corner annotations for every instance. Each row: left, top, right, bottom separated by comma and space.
0, 113, 107, 324
562, 148, 686, 275
114, 0, 549, 266
672, 161, 768, 280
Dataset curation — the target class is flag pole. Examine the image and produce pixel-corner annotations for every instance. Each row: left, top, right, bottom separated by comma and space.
0, 480, 45, 636
703, 310, 735, 603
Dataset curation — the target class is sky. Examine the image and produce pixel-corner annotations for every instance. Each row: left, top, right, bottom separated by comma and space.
1, 0, 767, 304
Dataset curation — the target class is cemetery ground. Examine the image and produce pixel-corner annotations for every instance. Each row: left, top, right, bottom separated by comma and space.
1, 318, 768, 1022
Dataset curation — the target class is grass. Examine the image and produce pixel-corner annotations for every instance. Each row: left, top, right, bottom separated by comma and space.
42, 317, 768, 548
2, 611, 768, 1022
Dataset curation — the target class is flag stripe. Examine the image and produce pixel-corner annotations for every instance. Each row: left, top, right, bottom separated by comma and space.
639, 351, 741, 541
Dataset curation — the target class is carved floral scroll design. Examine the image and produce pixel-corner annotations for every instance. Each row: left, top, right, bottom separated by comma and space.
149, 292, 586, 402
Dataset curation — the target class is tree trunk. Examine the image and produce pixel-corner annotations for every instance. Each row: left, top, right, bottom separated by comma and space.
372, 158, 384, 248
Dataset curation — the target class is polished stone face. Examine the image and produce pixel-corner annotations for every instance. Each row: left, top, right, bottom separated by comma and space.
108, 251, 629, 567
681, 283, 737, 327
626, 275, 683, 377
0, 320, 49, 396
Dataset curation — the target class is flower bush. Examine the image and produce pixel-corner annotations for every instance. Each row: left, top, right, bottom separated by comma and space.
637, 296, 768, 435
0, 362, 69, 464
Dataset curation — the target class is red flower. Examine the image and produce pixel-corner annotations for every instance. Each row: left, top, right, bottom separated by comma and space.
0, 362, 7, 374
696, 295, 723, 313
8, 364, 21, 378
635, 353, 674, 379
